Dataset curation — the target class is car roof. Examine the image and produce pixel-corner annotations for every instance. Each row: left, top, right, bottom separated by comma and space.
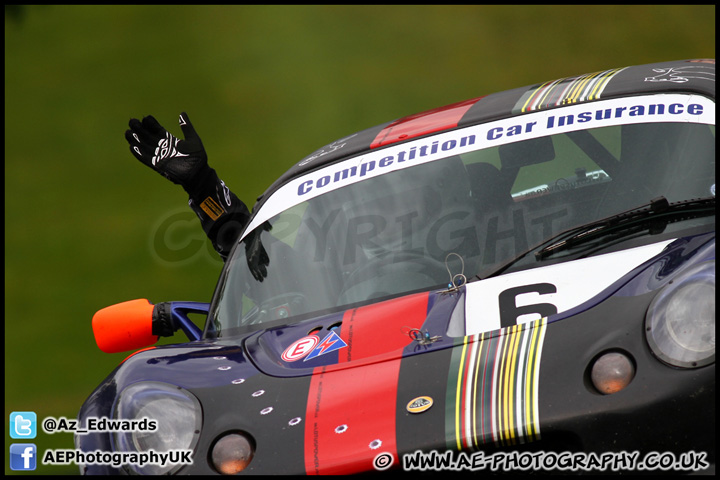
255, 58, 715, 209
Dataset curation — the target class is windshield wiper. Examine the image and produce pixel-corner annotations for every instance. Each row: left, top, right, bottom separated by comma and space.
536, 196, 715, 259
475, 196, 715, 281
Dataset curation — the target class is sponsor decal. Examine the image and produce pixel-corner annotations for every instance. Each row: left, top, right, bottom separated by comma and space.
281, 335, 320, 362
281, 331, 348, 363
304, 330, 348, 362
644, 65, 715, 84
299, 134, 358, 166
406, 396, 434, 414
199, 196, 225, 221
242, 94, 714, 239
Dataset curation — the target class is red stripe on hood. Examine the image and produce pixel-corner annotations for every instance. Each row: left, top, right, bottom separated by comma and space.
304, 292, 430, 474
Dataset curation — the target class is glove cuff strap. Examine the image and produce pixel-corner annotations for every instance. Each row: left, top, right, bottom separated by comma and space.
183, 164, 218, 200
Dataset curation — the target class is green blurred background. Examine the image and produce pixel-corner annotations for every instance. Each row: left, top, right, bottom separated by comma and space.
4, 5, 714, 475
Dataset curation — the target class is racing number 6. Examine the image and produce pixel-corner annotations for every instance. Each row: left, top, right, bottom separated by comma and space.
498, 283, 558, 328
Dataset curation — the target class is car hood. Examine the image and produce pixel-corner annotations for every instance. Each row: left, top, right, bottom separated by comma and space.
245, 238, 681, 378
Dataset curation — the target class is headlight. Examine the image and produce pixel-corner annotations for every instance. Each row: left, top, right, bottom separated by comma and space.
645, 260, 715, 368
210, 432, 255, 474
113, 381, 202, 474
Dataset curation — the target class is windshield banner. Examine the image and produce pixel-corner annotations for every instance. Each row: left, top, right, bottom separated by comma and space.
244, 94, 714, 238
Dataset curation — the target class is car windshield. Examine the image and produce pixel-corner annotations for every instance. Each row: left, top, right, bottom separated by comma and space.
207, 94, 715, 338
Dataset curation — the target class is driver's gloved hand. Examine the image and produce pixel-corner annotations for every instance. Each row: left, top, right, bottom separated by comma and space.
245, 221, 271, 282
125, 112, 215, 198
125, 112, 251, 260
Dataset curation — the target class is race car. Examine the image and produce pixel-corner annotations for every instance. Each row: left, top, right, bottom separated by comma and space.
77, 58, 715, 475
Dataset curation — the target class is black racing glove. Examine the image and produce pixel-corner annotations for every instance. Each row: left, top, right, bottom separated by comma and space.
125, 112, 251, 260
125, 112, 213, 197
245, 221, 271, 282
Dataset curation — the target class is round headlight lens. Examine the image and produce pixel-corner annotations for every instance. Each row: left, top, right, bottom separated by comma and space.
590, 350, 635, 395
211, 432, 255, 474
645, 261, 715, 368
113, 381, 202, 474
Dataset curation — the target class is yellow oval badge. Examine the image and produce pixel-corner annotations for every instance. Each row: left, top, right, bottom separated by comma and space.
406, 396, 433, 414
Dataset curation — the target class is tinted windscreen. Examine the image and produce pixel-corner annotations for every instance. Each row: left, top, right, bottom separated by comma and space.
208, 106, 714, 338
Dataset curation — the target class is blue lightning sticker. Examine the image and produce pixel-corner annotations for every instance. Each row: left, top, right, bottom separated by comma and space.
304, 331, 347, 361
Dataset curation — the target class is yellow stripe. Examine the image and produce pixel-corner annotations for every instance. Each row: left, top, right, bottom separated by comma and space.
527, 318, 547, 441
502, 326, 515, 445
568, 74, 592, 102
515, 322, 534, 443
555, 79, 578, 106
520, 83, 544, 112
506, 325, 522, 445
562, 77, 584, 105
501, 326, 513, 444
471, 333, 485, 449
521, 80, 554, 112
496, 332, 507, 445
535, 79, 563, 111
585, 71, 609, 100
568, 71, 601, 104
524, 320, 541, 440
454, 337, 470, 451
588, 68, 622, 100
570, 73, 597, 103
499, 327, 514, 445
534, 319, 548, 441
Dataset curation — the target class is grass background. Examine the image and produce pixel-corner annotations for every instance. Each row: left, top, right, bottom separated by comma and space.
4, 5, 714, 475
